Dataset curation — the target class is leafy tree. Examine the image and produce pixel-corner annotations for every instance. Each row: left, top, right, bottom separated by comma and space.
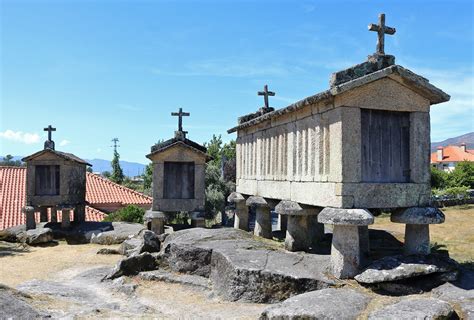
86, 166, 93, 173
203, 136, 237, 219
110, 150, 124, 184
448, 161, 474, 188
0, 154, 23, 167
103, 205, 145, 224
102, 171, 111, 178
222, 140, 236, 160
143, 163, 153, 189
205, 134, 223, 166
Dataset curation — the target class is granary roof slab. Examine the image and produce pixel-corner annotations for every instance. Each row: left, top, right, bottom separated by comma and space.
146, 137, 208, 159
22, 149, 91, 166
227, 65, 450, 133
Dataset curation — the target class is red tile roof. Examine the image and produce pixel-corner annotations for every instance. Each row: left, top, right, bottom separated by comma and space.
430, 145, 474, 163
86, 172, 152, 205
0, 167, 151, 230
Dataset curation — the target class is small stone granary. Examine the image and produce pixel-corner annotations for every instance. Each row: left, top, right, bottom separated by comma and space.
21, 125, 90, 230
228, 14, 450, 278
145, 108, 209, 233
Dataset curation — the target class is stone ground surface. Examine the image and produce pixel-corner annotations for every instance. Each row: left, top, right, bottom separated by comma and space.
1, 225, 473, 319
0, 241, 266, 319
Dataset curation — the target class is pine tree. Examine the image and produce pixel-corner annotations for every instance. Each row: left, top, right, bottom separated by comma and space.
110, 150, 124, 184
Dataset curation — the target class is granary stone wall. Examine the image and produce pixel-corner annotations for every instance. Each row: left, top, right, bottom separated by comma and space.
235, 78, 432, 209
148, 143, 206, 212
26, 153, 86, 207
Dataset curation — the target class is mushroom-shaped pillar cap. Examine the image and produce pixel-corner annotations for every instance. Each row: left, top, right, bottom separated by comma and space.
275, 201, 319, 216
318, 208, 374, 225
144, 210, 166, 220
246, 196, 268, 207
391, 207, 445, 224
22, 206, 35, 214
227, 192, 245, 203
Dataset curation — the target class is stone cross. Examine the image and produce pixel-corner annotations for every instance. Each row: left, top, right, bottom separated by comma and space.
171, 108, 190, 132
258, 85, 275, 109
368, 13, 396, 55
44, 125, 56, 141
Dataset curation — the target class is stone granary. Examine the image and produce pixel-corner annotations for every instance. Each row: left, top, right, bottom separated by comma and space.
228, 14, 450, 278
21, 125, 91, 230
145, 108, 209, 234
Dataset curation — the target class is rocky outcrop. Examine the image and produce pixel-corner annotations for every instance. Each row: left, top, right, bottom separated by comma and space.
1, 222, 145, 245
105, 252, 158, 280
355, 254, 459, 295
0, 225, 54, 245
432, 269, 474, 319
368, 298, 455, 320
90, 222, 145, 245
25, 228, 54, 245
139, 270, 211, 290
0, 225, 26, 242
161, 228, 335, 303
260, 288, 371, 320
355, 254, 458, 284
0, 284, 47, 319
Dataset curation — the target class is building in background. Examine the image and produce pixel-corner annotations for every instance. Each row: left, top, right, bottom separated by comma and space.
431, 143, 474, 172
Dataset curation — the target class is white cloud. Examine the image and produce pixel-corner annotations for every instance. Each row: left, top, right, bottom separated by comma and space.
59, 139, 70, 146
0, 130, 40, 144
96, 148, 102, 153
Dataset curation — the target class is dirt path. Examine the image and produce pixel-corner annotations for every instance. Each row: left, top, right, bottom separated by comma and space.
0, 241, 266, 319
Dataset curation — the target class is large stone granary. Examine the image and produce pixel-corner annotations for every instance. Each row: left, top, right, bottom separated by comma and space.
228, 14, 450, 278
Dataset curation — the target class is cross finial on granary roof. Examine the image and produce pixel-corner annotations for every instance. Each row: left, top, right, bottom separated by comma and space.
368, 13, 396, 55
171, 108, 190, 139
43, 125, 56, 150
258, 85, 275, 110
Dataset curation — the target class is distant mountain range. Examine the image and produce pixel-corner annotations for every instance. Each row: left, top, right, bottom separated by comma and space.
86, 158, 146, 177
431, 132, 474, 152
1, 155, 147, 177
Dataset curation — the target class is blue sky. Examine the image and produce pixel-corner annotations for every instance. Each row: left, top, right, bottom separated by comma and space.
1, 0, 473, 164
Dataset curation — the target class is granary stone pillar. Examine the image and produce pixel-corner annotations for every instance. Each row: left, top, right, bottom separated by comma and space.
60, 205, 73, 229
191, 212, 206, 228
74, 204, 86, 223
227, 192, 249, 231
275, 201, 323, 252
144, 210, 166, 235
391, 207, 445, 255
22, 206, 36, 230
318, 208, 374, 279
39, 206, 48, 223
50, 206, 58, 223
246, 196, 272, 239
278, 214, 288, 233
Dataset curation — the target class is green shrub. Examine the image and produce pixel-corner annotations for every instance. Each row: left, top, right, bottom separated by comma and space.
103, 205, 145, 224
431, 167, 449, 189
433, 186, 470, 200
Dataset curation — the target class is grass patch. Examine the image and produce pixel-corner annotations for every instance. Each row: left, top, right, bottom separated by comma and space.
373, 205, 474, 263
